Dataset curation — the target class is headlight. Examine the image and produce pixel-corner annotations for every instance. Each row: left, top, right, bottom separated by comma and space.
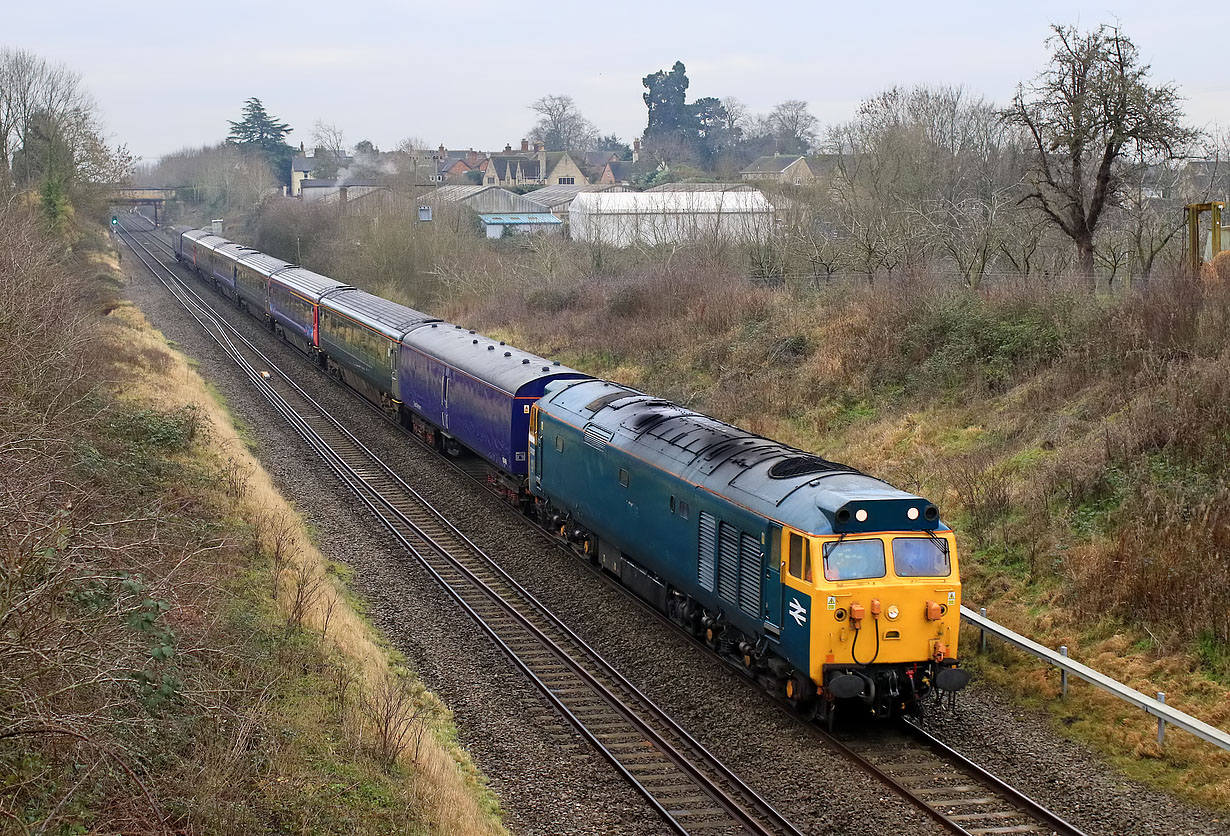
886, 604, 900, 620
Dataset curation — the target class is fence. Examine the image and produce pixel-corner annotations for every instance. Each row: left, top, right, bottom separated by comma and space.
961, 605, 1230, 751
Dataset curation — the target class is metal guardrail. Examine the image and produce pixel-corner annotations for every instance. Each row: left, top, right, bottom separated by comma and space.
961, 605, 1230, 752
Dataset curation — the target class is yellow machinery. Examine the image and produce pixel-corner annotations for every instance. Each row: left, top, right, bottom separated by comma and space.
1186, 201, 1225, 272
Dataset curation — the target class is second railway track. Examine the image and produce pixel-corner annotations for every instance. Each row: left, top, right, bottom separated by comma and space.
116, 218, 804, 836
118, 215, 1095, 836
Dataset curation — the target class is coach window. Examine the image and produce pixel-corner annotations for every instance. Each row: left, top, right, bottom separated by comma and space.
619, 468, 629, 487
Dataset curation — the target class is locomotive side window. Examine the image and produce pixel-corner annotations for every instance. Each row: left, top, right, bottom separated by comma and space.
618, 468, 629, 487
822, 539, 886, 581
787, 534, 812, 582
892, 538, 951, 578
554, 435, 564, 452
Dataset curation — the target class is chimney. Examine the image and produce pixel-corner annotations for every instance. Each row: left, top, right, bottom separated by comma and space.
438, 143, 445, 156
504, 143, 512, 153
632, 138, 640, 163
521, 139, 530, 153
536, 141, 546, 178
467, 149, 478, 166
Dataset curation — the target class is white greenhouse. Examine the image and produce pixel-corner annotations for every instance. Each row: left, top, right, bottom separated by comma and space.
569, 190, 776, 247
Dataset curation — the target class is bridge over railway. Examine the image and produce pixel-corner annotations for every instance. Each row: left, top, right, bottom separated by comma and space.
109, 187, 178, 223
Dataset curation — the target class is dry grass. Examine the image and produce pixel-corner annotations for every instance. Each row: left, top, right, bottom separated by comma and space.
428, 257, 1230, 810
103, 301, 507, 835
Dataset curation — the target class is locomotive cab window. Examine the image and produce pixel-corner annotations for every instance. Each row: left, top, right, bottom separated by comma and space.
892, 537, 951, 578
787, 533, 812, 582
822, 538, 886, 581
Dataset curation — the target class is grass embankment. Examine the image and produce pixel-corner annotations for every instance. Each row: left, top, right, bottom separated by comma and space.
432, 252, 1230, 808
0, 209, 505, 834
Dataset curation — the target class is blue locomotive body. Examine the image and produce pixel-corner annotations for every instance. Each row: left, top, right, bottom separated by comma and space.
530, 378, 963, 712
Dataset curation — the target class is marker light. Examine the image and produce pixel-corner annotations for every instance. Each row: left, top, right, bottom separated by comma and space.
855, 509, 868, 522
907, 506, 919, 520
886, 604, 900, 620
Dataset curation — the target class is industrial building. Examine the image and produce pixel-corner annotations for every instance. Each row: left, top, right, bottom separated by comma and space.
569, 190, 776, 247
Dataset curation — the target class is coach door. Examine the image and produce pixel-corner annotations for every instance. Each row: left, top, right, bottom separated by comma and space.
441, 371, 450, 430
529, 405, 542, 488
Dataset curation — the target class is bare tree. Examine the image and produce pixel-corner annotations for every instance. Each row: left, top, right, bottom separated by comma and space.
767, 100, 819, 155
310, 120, 348, 179
0, 48, 129, 197
528, 94, 598, 152
1003, 23, 1198, 286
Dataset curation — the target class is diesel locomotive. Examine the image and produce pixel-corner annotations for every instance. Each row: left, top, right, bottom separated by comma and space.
170, 225, 968, 721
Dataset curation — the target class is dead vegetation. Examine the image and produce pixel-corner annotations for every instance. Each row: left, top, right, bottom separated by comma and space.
417, 246, 1230, 806
0, 204, 505, 834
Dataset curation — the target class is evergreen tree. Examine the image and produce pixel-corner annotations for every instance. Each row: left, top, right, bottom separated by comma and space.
642, 62, 695, 144
227, 98, 295, 185
227, 98, 291, 150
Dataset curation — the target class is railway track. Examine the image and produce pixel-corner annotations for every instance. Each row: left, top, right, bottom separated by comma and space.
119, 216, 1094, 836
824, 719, 1089, 836
115, 218, 804, 836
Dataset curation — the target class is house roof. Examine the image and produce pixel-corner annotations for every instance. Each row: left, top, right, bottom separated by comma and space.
478, 213, 563, 225
420, 185, 548, 213
292, 154, 353, 173
300, 179, 382, 189
646, 182, 754, 192
805, 154, 842, 176
519, 184, 627, 210
607, 160, 634, 181
741, 155, 806, 174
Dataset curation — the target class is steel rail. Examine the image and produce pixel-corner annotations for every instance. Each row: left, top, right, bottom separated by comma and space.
116, 219, 804, 836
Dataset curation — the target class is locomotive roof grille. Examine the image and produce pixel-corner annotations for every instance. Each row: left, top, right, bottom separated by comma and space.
768, 455, 860, 480
585, 389, 638, 411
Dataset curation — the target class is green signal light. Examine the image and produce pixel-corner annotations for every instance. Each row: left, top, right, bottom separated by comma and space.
111, 216, 118, 225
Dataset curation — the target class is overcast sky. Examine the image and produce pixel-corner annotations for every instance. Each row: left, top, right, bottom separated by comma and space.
8, 1, 1227, 162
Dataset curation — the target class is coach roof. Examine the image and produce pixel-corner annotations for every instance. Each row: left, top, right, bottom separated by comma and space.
271, 266, 352, 301
322, 289, 438, 341
404, 322, 588, 395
